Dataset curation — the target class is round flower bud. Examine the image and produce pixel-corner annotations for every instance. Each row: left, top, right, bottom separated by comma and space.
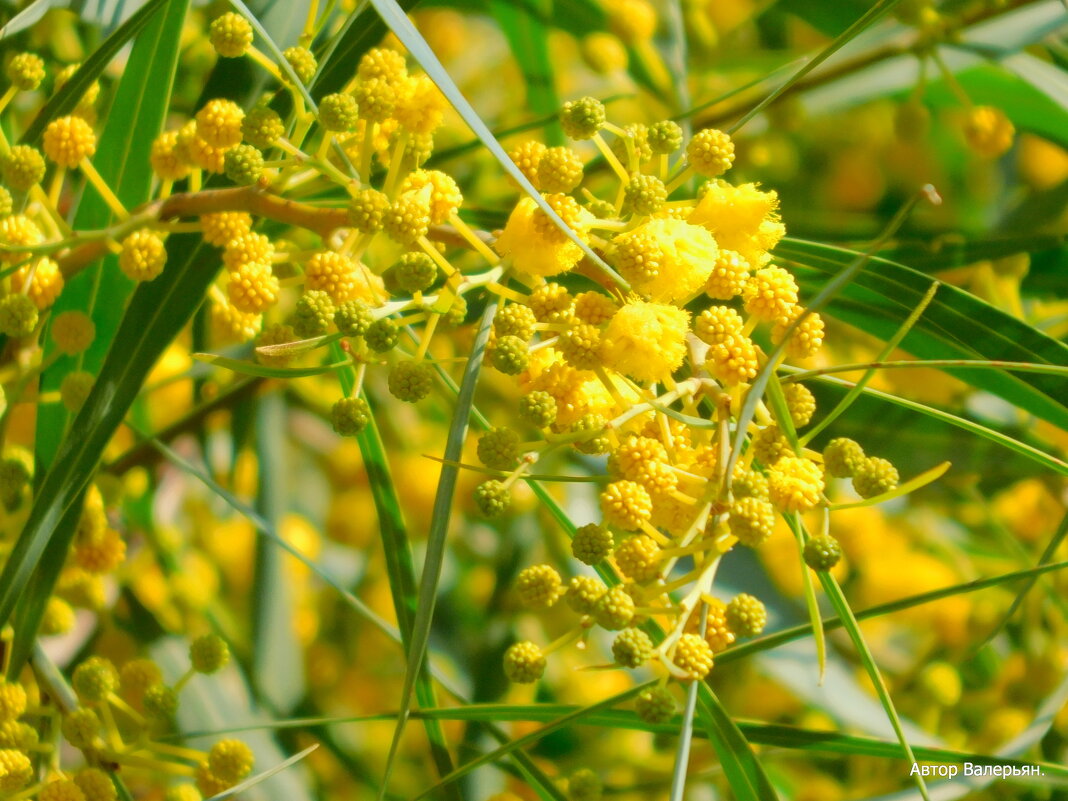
293, 289, 335, 339
43, 115, 97, 167
600, 480, 652, 532
365, 318, 399, 352
393, 252, 436, 294
331, 397, 371, 437
223, 144, 264, 185
673, 632, 714, 680
143, 683, 178, 720
209, 13, 253, 58
39, 779, 86, 801
537, 146, 584, 193
51, 310, 96, 355
73, 656, 119, 703
1, 145, 45, 190
503, 641, 546, 683
477, 427, 520, 470
614, 534, 661, 584
120, 659, 163, 697
494, 304, 537, 340
0, 186, 11, 216
852, 456, 899, 499
823, 437, 865, 479
227, 262, 279, 313
383, 192, 432, 244
572, 522, 613, 565
725, 593, 767, 637
201, 211, 251, 247
242, 106, 285, 150
283, 46, 318, 84
516, 564, 564, 609
474, 479, 511, 518
593, 585, 636, 631
0, 293, 39, 338
580, 32, 628, 74
635, 686, 675, 724
490, 335, 530, 376
623, 172, 667, 215
612, 627, 653, 668
208, 739, 254, 784
0, 721, 36, 750
319, 93, 359, 132
62, 369, 95, 413
41, 596, 76, 635
353, 78, 394, 122
119, 229, 167, 282
387, 360, 433, 402
752, 424, 789, 467
686, 128, 734, 177
74, 768, 116, 801
964, 106, 1014, 159
195, 99, 244, 149
648, 120, 683, 154
150, 130, 191, 181
519, 390, 557, 429
61, 707, 100, 748
164, 785, 202, 801
803, 534, 842, 571
348, 188, 390, 233
568, 769, 602, 801
332, 300, 373, 338
190, 634, 230, 674
0, 680, 26, 722
783, 382, 816, 428
358, 47, 407, 84
0, 748, 33, 792
6, 52, 46, 91
559, 96, 605, 140
566, 575, 606, 614
728, 496, 775, 547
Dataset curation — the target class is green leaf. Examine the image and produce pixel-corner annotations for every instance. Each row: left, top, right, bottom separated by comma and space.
878, 234, 1066, 273
778, 237, 1068, 432
379, 302, 496, 798
2, 233, 218, 677
488, 0, 561, 145
194, 352, 351, 378
776, 0, 877, 38
35, 0, 190, 471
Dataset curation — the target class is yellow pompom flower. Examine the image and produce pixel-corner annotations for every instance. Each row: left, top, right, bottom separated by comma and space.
51, 311, 96, 355
227, 262, 279, 313
12, 258, 64, 308
772, 309, 825, 360
195, 99, 245, 149
0, 749, 32, 792
964, 106, 1014, 158
601, 301, 689, 383
0, 215, 44, 265
600, 480, 653, 531
705, 249, 750, 300
357, 47, 408, 85
507, 140, 545, 189
612, 218, 717, 303
673, 633, 714, 680
743, 266, 798, 323
200, 212, 252, 247
222, 232, 273, 271
767, 456, 825, 513
695, 305, 744, 346
43, 116, 97, 168
686, 128, 735, 177
707, 333, 759, 385
689, 181, 785, 267
119, 230, 167, 281
184, 133, 228, 173
305, 251, 383, 304
494, 196, 591, 277
150, 130, 192, 181
0, 680, 27, 721
609, 0, 657, 42
208, 739, 254, 784
74, 527, 126, 573
393, 74, 446, 134
398, 169, 462, 224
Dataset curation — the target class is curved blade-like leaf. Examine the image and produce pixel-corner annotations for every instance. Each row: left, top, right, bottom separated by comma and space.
778, 238, 1068, 432
36, 0, 191, 471
2, 234, 219, 676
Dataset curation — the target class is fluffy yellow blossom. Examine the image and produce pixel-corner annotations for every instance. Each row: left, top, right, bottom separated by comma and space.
689, 181, 785, 267
495, 196, 592, 277
602, 301, 690, 383
611, 218, 718, 303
